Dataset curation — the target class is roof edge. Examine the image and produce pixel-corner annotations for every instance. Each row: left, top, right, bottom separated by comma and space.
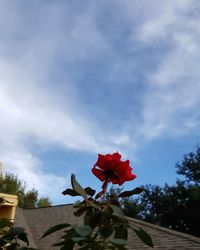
128, 217, 200, 244
22, 203, 74, 210
20, 204, 200, 244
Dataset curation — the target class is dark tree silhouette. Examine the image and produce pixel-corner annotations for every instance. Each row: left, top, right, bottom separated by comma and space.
176, 146, 200, 184
111, 146, 200, 237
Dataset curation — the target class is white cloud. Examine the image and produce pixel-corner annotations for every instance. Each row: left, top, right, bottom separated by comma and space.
103, 0, 200, 143
0, 145, 67, 202
1, 0, 200, 201
134, 1, 200, 140
0, 59, 121, 199
0, 1, 124, 200
136, 0, 192, 42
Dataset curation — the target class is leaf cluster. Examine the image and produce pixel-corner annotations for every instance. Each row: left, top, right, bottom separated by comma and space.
0, 218, 34, 250
42, 174, 153, 249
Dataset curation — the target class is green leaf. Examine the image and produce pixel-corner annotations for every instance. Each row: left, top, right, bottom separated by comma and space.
0, 218, 12, 229
84, 211, 101, 228
71, 174, 87, 200
17, 232, 29, 245
74, 225, 91, 237
84, 187, 96, 196
62, 188, 80, 196
115, 225, 128, 240
60, 240, 75, 250
110, 205, 124, 217
118, 187, 144, 197
132, 227, 153, 248
95, 191, 104, 199
72, 237, 85, 242
64, 228, 77, 240
6, 243, 18, 250
110, 238, 128, 245
100, 225, 113, 238
41, 223, 71, 238
74, 200, 85, 208
10, 226, 25, 237
74, 207, 86, 217
86, 199, 99, 209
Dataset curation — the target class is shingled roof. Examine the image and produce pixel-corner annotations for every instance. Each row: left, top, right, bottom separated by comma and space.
15, 204, 200, 250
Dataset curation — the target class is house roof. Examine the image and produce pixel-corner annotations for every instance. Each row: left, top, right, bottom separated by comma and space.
15, 204, 200, 250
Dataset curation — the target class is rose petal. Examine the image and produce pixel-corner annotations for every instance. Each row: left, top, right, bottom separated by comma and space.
92, 152, 136, 186
92, 167, 106, 182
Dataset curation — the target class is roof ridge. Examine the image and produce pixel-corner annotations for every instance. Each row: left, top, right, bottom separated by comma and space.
15, 208, 38, 248
22, 203, 74, 210
128, 217, 200, 244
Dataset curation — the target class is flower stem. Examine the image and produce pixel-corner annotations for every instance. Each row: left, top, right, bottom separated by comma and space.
102, 178, 110, 194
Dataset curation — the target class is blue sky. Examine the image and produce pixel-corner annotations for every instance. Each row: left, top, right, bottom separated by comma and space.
0, 0, 200, 204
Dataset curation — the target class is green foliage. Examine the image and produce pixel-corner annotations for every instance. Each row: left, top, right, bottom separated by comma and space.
109, 146, 200, 237
43, 174, 153, 249
0, 173, 25, 202
0, 172, 51, 209
129, 146, 200, 237
122, 198, 140, 218
176, 146, 200, 184
23, 190, 38, 209
136, 182, 200, 237
42, 223, 72, 238
36, 197, 51, 208
102, 186, 141, 219
131, 227, 153, 248
118, 188, 144, 198
0, 218, 34, 250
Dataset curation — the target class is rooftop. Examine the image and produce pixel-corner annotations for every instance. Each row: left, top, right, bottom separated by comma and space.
15, 204, 200, 250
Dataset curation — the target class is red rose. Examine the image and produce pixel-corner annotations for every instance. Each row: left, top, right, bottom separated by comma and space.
92, 152, 136, 186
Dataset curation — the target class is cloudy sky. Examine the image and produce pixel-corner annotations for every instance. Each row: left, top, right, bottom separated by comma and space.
1, 0, 200, 204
